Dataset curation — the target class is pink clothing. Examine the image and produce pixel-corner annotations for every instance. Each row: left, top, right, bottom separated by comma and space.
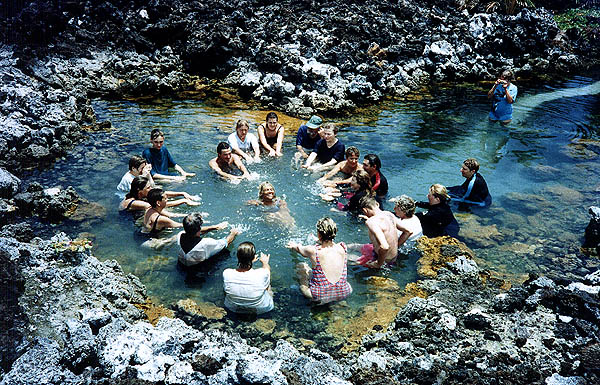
309, 243, 352, 303
356, 243, 377, 266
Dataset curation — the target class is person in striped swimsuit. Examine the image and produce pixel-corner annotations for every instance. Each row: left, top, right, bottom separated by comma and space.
287, 217, 352, 304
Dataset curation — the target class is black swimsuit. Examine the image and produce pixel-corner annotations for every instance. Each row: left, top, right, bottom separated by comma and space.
148, 212, 163, 238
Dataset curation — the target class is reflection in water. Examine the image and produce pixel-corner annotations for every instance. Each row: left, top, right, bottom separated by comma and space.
29, 76, 600, 352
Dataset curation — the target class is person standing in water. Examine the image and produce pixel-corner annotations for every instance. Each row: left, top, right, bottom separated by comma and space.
488, 69, 517, 124
257, 112, 284, 157
142, 129, 195, 182
227, 119, 261, 163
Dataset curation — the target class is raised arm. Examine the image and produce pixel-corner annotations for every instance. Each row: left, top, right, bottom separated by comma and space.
259, 252, 271, 273
286, 241, 317, 264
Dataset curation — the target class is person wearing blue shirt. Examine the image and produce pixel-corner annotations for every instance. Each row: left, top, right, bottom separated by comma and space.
488, 69, 517, 124
448, 158, 492, 211
295, 115, 322, 159
142, 129, 195, 182
303, 123, 345, 172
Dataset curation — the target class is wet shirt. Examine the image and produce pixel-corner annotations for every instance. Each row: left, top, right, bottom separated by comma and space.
227, 132, 259, 153
314, 139, 345, 164
223, 268, 273, 314
449, 173, 491, 206
489, 83, 518, 121
177, 232, 228, 266
371, 171, 389, 197
415, 201, 459, 238
142, 146, 176, 176
296, 125, 320, 150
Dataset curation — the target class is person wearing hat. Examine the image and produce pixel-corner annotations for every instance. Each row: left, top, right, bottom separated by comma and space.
295, 115, 322, 159
415, 184, 460, 238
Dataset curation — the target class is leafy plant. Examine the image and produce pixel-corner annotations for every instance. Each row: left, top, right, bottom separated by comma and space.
554, 8, 600, 31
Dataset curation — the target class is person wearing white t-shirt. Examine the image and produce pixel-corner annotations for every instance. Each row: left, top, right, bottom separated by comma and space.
223, 242, 273, 314
117, 155, 154, 194
393, 195, 423, 251
177, 213, 238, 266
227, 119, 260, 163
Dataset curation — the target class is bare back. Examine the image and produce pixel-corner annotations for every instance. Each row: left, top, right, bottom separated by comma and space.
314, 243, 346, 284
367, 211, 399, 263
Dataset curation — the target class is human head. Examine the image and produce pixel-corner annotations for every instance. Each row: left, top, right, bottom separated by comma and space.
150, 129, 165, 149
235, 120, 249, 138
183, 213, 204, 236
147, 188, 165, 208
394, 195, 416, 218
266, 112, 278, 130
500, 69, 515, 82
351, 170, 372, 192
321, 122, 338, 135
461, 158, 479, 179
345, 146, 360, 159
258, 181, 276, 200
363, 154, 381, 171
127, 176, 150, 199
128, 155, 147, 174
316, 217, 337, 242
236, 241, 256, 270
428, 184, 450, 204
359, 195, 380, 216
217, 142, 231, 155
305, 115, 322, 129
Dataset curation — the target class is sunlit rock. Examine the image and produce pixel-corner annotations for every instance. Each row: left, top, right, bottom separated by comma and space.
175, 298, 226, 320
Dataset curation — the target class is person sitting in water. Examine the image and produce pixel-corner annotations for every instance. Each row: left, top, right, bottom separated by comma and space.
415, 184, 460, 238
119, 176, 199, 212
347, 196, 399, 269
227, 119, 260, 163
286, 217, 352, 304
177, 213, 238, 267
247, 181, 296, 228
257, 112, 284, 157
361, 153, 388, 208
392, 195, 423, 251
302, 123, 345, 172
208, 142, 251, 182
142, 129, 195, 182
117, 155, 154, 194
448, 158, 492, 211
223, 241, 274, 314
295, 115, 322, 159
143, 188, 189, 235
325, 170, 374, 214
488, 69, 517, 124
317, 146, 362, 188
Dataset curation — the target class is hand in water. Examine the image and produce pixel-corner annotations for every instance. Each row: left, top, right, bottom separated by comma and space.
185, 199, 201, 206
215, 221, 228, 230
183, 172, 196, 177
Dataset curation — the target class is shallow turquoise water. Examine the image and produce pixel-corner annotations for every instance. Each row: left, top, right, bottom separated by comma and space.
31, 75, 600, 342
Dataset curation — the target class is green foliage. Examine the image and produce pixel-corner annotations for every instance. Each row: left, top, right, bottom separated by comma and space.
554, 8, 600, 31
486, 0, 535, 15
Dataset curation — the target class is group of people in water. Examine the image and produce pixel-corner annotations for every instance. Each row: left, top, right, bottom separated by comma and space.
115, 69, 515, 314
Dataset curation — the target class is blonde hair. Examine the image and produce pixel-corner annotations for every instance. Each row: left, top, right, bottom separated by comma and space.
429, 184, 450, 202
236, 119, 249, 131
316, 217, 337, 241
394, 195, 416, 217
258, 181, 275, 200
321, 122, 338, 134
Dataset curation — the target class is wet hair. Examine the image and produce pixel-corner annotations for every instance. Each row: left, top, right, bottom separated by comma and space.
345, 146, 360, 158
352, 170, 373, 193
183, 213, 204, 235
236, 241, 256, 270
463, 158, 480, 172
364, 154, 381, 170
501, 69, 515, 82
236, 119, 249, 131
394, 195, 416, 217
316, 217, 337, 241
126, 176, 149, 199
217, 142, 231, 154
321, 122, 338, 134
359, 195, 379, 211
150, 129, 164, 141
128, 155, 146, 172
147, 188, 165, 208
266, 112, 278, 121
429, 184, 450, 202
258, 181, 275, 200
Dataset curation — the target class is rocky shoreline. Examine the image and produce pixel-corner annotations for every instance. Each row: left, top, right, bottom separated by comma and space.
1, 0, 600, 384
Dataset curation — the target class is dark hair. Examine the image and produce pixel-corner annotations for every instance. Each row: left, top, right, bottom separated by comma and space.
364, 154, 381, 170
128, 155, 146, 171
147, 188, 164, 208
126, 176, 149, 199
183, 213, 203, 235
236, 242, 256, 270
150, 129, 164, 141
217, 142, 231, 154
345, 146, 360, 158
266, 112, 278, 121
